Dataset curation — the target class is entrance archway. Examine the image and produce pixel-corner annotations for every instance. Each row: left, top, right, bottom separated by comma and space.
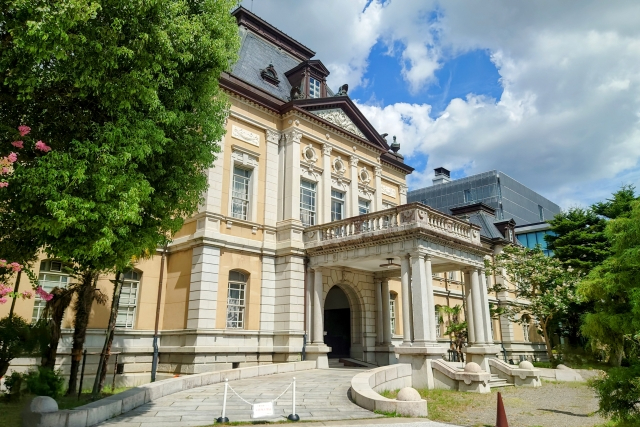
324, 286, 351, 358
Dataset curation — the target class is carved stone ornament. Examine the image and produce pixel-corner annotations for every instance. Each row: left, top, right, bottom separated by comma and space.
283, 128, 302, 144
331, 177, 349, 191
231, 150, 258, 168
302, 144, 318, 164
301, 164, 320, 181
400, 210, 414, 224
374, 165, 383, 177
265, 129, 280, 145
349, 155, 359, 168
333, 156, 346, 175
312, 109, 366, 139
322, 145, 332, 156
358, 185, 374, 199
381, 184, 397, 198
260, 63, 280, 86
232, 125, 260, 147
400, 185, 408, 196
359, 167, 371, 184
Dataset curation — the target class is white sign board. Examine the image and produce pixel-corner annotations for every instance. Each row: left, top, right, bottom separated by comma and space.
252, 401, 274, 418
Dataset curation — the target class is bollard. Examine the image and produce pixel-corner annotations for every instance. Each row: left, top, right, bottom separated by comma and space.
287, 377, 300, 421
216, 379, 230, 424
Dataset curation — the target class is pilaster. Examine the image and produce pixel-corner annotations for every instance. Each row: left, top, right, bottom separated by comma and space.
374, 165, 383, 212
282, 128, 302, 221
264, 129, 280, 227
322, 145, 332, 224
400, 255, 412, 346
349, 156, 359, 217
259, 255, 276, 331
187, 246, 220, 329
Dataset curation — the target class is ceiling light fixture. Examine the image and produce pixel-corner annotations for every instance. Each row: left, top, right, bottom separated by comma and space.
379, 258, 401, 269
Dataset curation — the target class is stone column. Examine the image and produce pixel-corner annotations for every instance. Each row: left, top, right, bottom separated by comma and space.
381, 279, 392, 344
376, 280, 383, 344
282, 128, 302, 221
322, 145, 332, 224
374, 165, 383, 212
187, 245, 220, 329
480, 269, 494, 344
463, 270, 476, 344
305, 267, 314, 342
410, 251, 430, 345
259, 255, 276, 332
424, 255, 437, 342
264, 129, 280, 227
349, 156, 359, 217
470, 269, 486, 344
400, 255, 412, 346
312, 268, 324, 344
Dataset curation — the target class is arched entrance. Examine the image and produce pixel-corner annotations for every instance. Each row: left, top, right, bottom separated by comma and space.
324, 286, 351, 358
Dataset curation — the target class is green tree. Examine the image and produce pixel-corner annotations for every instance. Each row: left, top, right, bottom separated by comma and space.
1, 0, 240, 394
489, 244, 580, 361
584, 200, 640, 420
580, 199, 640, 367
438, 305, 467, 362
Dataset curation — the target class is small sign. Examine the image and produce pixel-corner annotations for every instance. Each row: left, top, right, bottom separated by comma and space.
252, 401, 274, 418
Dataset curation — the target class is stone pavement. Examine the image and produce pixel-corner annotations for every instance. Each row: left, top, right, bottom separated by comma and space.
96, 367, 400, 427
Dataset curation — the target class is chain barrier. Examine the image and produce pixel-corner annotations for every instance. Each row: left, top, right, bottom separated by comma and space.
216, 377, 299, 424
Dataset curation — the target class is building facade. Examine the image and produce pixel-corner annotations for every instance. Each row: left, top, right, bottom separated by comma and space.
1, 7, 547, 388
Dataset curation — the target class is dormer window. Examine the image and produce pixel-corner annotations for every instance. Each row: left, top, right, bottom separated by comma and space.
260, 63, 280, 86
309, 76, 321, 98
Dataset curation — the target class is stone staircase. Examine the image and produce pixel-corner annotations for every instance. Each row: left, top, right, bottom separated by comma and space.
489, 373, 512, 388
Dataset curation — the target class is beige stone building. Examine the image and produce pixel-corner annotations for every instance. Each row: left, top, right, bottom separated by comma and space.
1, 7, 545, 387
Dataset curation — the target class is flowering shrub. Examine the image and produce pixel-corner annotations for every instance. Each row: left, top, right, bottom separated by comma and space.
0, 125, 54, 303
1, 125, 52, 188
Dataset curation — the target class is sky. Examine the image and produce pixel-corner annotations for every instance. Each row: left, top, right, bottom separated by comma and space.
239, 0, 640, 209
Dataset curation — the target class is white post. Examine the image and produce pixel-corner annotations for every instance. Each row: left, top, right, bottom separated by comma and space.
288, 377, 300, 421
217, 378, 229, 423
470, 269, 486, 344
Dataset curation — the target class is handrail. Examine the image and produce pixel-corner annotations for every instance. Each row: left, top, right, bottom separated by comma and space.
303, 202, 481, 246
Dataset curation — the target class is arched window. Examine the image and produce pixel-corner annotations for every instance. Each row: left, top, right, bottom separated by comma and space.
389, 292, 397, 334
33, 260, 69, 322
116, 270, 141, 329
521, 314, 531, 342
227, 271, 247, 329
435, 305, 442, 338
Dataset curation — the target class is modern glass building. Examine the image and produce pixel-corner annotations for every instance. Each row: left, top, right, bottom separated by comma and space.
515, 222, 555, 256
408, 168, 561, 226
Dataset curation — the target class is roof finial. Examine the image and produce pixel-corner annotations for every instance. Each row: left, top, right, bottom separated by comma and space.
390, 136, 400, 153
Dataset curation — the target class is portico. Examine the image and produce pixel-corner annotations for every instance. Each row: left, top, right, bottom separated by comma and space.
303, 202, 501, 387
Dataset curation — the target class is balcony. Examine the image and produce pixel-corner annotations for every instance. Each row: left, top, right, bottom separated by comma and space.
303, 202, 482, 252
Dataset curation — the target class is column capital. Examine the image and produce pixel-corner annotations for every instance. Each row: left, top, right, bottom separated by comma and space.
283, 128, 302, 144
349, 155, 359, 167
322, 144, 332, 156
265, 128, 280, 145
374, 165, 383, 177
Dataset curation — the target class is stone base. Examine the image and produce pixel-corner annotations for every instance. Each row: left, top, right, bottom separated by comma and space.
464, 344, 501, 371
374, 344, 398, 366
395, 345, 447, 389
305, 343, 331, 369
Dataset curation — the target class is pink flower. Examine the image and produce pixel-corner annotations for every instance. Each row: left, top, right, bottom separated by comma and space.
11, 141, 24, 149
10, 262, 21, 272
34, 141, 51, 152
0, 297, 7, 304
7, 152, 17, 163
0, 182, 8, 188
2, 167, 9, 174
18, 125, 31, 136
36, 286, 53, 301
21, 290, 33, 299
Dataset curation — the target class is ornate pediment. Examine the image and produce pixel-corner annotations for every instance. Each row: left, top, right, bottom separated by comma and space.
312, 109, 366, 139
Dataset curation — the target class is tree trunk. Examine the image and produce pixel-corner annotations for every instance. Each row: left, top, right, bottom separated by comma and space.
92, 272, 123, 397
541, 318, 554, 361
8, 271, 22, 319
41, 288, 74, 369
609, 342, 624, 367
66, 271, 98, 396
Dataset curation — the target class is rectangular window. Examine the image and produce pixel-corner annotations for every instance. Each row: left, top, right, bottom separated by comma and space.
463, 189, 472, 203
358, 199, 370, 215
300, 180, 317, 226
448, 271, 455, 281
538, 205, 544, 221
227, 281, 246, 329
309, 77, 321, 98
331, 190, 344, 221
32, 261, 69, 322
231, 166, 251, 220
435, 312, 442, 338
390, 293, 397, 334
116, 271, 140, 329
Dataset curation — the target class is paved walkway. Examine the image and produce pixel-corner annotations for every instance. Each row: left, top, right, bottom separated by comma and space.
97, 367, 391, 427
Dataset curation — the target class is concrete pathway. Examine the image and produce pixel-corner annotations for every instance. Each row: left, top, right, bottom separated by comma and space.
96, 367, 390, 427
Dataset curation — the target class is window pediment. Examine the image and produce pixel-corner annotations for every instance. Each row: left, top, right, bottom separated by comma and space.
312, 108, 366, 139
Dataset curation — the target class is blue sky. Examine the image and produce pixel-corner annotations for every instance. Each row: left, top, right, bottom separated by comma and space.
241, 0, 640, 209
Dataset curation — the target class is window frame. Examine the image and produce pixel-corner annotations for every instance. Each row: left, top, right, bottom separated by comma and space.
389, 292, 397, 335
331, 190, 345, 222
309, 76, 322, 98
226, 271, 248, 329
300, 179, 317, 226
231, 166, 252, 221
32, 260, 69, 323
115, 270, 141, 329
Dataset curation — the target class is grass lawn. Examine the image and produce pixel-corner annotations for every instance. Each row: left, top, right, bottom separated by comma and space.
0, 387, 130, 427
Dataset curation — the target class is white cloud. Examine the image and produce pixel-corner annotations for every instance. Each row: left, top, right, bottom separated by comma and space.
240, 0, 640, 208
